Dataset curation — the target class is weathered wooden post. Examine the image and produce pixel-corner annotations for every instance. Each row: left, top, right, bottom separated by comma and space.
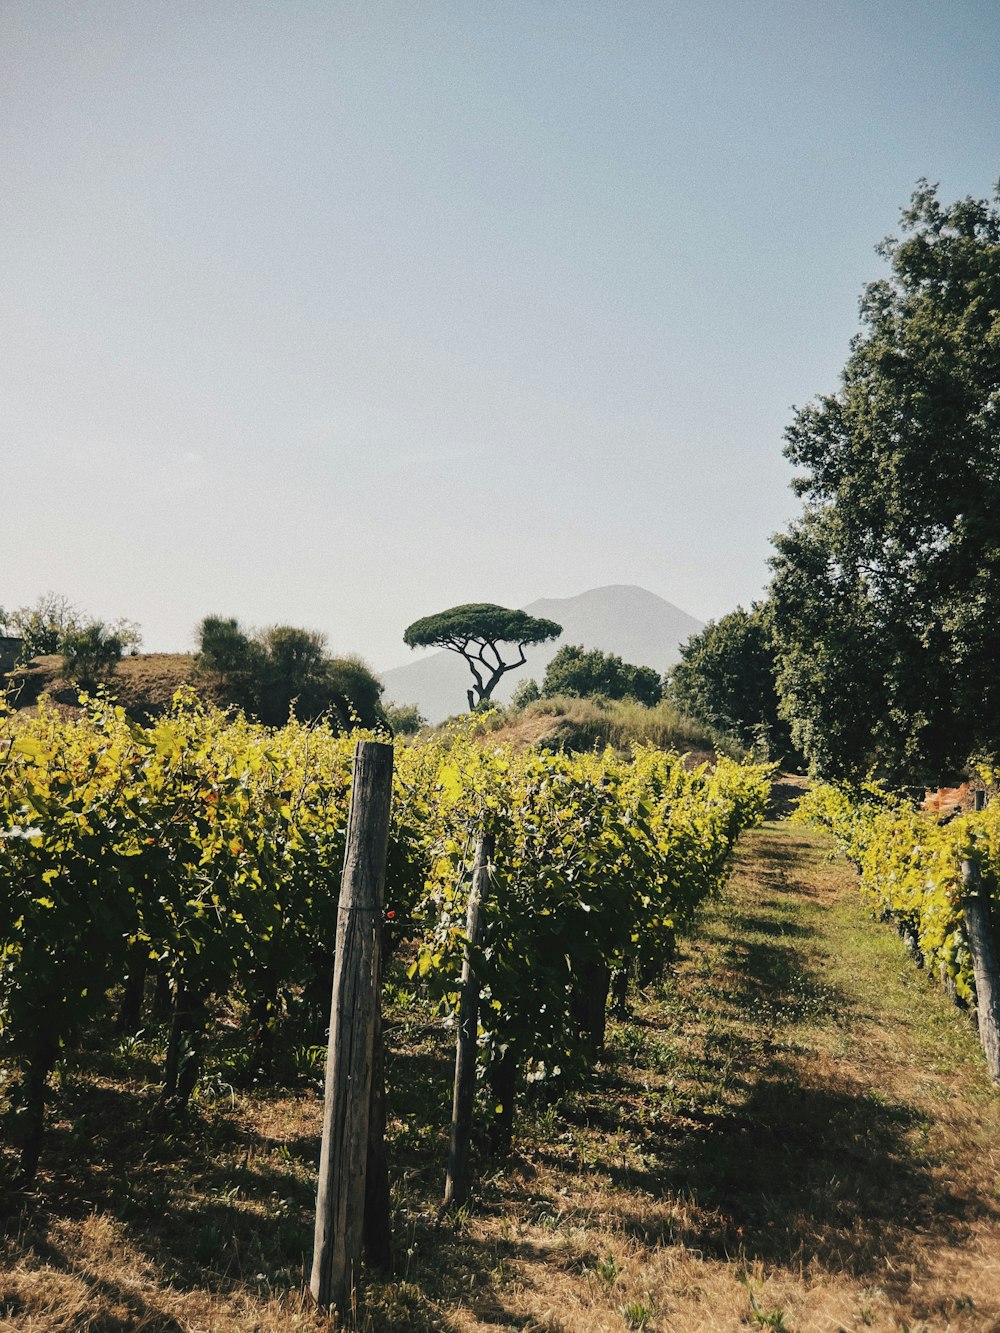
961, 850, 1000, 1083
443, 831, 493, 1210
310, 740, 394, 1316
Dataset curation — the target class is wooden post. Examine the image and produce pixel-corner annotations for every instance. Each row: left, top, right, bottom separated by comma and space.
310, 740, 394, 1316
443, 832, 493, 1210
961, 852, 1000, 1083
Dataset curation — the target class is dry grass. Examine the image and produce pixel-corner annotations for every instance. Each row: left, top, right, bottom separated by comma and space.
480, 695, 722, 759
4, 817, 1000, 1331
5, 653, 228, 721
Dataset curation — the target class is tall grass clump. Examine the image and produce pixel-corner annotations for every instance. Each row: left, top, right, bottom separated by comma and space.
516, 695, 733, 755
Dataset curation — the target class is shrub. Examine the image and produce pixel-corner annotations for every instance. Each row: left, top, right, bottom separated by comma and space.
1, 593, 90, 662
61, 623, 125, 689
195, 616, 385, 728
542, 645, 662, 706
516, 694, 728, 755
384, 702, 426, 735
195, 616, 264, 713
321, 655, 386, 730
510, 677, 541, 709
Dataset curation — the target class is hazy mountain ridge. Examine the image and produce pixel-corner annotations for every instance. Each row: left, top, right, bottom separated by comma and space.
381, 585, 703, 724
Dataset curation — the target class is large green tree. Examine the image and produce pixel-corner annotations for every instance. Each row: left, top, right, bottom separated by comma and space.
769, 181, 1000, 782
403, 604, 562, 710
665, 605, 790, 757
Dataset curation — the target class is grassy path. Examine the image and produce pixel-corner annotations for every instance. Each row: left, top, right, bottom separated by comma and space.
3, 817, 1000, 1331
393, 818, 1000, 1333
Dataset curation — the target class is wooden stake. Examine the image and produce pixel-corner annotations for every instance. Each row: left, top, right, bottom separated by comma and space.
443, 832, 493, 1210
310, 740, 394, 1316
961, 852, 1000, 1083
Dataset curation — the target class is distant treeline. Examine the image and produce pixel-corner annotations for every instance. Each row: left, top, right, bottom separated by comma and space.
0, 598, 402, 734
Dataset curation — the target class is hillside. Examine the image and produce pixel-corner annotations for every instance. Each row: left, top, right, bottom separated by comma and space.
4, 652, 215, 718
381, 585, 704, 724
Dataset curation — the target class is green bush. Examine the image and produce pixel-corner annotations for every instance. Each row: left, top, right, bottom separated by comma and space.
195, 616, 263, 712
1, 594, 139, 664
195, 616, 385, 728
384, 701, 426, 735
321, 655, 386, 730
1, 593, 80, 660
542, 645, 662, 707
61, 623, 125, 689
510, 677, 541, 709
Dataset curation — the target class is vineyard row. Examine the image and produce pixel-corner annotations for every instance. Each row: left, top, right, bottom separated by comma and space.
795, 781, 1000, 1079
0, 690, 771, 1182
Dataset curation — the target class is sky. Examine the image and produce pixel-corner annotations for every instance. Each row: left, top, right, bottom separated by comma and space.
2, 1, 998, 670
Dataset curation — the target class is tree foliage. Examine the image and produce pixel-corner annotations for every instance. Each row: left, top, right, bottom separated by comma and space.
383, 701, 426, 735
321, 654, 387, 731
769, 181, 1000, 782
0, 593, 81, 659
61, 623, 125, 690
665, 606, 790, 757
510, 677, 541, 709
195, 616, 384, 728
0, 593, 141, 664
403, 603, 562, 710
542, 644, 662, 707
195, 616, 267, 714
256, 625, 330, 726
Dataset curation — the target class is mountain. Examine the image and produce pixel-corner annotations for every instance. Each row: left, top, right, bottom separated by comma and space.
380, 585, 704, 724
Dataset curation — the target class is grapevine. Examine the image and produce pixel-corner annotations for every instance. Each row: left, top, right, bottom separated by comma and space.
0, 691, 770, 1177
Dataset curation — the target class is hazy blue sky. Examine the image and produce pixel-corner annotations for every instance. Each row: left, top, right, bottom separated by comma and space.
3, 1, 998, 669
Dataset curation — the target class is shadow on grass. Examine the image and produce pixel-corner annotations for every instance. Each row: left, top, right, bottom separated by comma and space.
1, 1100, 316, 1296
595, 826, 996, 1279
710, 936, 844, 1027
766, 781, 809, 820
740, 836, 808, 868
365, 1056, 988, 1324
0, 1020, 460, 1325
624, 1068, 973, 1275
727, 914, 814, 940
0, 1242, 190, 1331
